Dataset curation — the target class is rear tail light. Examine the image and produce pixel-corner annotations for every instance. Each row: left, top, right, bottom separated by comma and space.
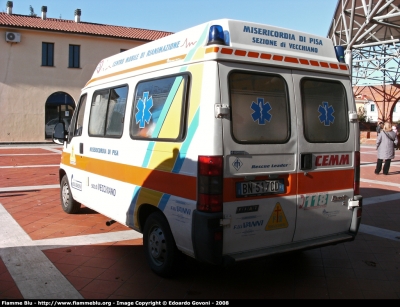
197, 155, 223, 212
354, 151, 360, 195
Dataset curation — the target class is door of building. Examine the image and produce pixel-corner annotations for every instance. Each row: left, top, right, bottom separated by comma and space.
45, 92, 75, 138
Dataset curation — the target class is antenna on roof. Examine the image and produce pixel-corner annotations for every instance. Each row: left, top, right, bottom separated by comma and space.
29, 5, 37, 17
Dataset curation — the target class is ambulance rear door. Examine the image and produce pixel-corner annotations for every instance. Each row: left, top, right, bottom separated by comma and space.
219, 62, 298, 255
292, 70, 355, 242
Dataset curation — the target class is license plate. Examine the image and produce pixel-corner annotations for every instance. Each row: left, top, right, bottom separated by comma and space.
236, 179, 284, 197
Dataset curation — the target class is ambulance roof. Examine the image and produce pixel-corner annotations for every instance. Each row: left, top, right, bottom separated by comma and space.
86, 19, 348, 87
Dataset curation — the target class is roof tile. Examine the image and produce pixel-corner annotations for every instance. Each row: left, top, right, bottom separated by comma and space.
0, 13, 173, 41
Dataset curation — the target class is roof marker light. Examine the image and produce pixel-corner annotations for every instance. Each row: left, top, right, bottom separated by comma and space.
207, 25, 226, 46
223, 30, 230, 45
335, 46, 345, 63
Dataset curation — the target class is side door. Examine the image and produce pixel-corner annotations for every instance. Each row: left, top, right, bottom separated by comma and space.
219, 62, 298, 254
292, 71, 355, 242
84, 85, 129, 221
65, 93, 88, 205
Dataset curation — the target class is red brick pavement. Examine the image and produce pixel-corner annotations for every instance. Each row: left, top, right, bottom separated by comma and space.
0, 188, 129, 240
0, 258, 23, 299
0, 154, 61, 166
0, 167, 60, 188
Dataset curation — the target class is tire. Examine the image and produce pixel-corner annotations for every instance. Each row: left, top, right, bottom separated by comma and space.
60, 174, 81, 214
143, 211, 184, 277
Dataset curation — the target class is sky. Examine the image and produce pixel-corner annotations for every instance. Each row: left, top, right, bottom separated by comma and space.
1, 0, 339, 37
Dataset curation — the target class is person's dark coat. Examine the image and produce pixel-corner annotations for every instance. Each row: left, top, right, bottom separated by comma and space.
377, 130, 398, 159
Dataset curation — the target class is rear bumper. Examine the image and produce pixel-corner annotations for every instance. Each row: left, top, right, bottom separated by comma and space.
349, 195, 363, 234
223, 232, 356, 263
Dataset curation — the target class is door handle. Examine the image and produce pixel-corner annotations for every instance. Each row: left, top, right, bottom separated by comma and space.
300, 153, 312, 171
79, 143, 83, 154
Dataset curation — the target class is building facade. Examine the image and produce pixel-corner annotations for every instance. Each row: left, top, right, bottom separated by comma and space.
354, 85, 400, 125
0, 2, 172, 143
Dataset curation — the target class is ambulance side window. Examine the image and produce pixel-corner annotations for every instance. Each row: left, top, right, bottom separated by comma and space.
301, 78, 348, 143
130, 74, 188, 141
106, 87, 128, 137
88, 85, 128, 138
74, 94, 87, 137
229, 71, 290, 144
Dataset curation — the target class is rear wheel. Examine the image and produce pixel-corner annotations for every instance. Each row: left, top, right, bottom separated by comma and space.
60, 175, 81, 214
143, 211, 184, 277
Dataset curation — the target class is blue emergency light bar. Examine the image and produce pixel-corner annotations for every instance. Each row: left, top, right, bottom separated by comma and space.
335, 46, 346, 63
207, 25, 230, 46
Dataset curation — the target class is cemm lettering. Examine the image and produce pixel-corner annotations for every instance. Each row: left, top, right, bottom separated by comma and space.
315, 154, 349, 166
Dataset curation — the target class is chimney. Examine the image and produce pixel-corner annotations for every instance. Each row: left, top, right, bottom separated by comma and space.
41, 6, 47, 20
6, 1, 13, 15
74, 9, 81, 23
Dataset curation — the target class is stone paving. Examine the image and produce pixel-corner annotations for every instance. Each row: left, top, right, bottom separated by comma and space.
0, 144, 399, 299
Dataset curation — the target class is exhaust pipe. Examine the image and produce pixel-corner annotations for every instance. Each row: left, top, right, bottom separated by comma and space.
106, 219, 116, 226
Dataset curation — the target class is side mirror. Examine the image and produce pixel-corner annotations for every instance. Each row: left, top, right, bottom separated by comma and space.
53, 122, 67, 145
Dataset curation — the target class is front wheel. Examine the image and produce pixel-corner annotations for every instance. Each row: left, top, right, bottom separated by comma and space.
60, 175, 81, 214
143, 211, 184, 277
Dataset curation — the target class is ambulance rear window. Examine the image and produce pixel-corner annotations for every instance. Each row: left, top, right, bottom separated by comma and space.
301, 78, 349, 143
229, 72, 290, 144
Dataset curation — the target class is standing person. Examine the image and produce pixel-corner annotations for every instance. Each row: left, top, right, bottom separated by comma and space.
398, 123, 400, 149
376, 121, 383, 135
393, 125, 400, 150
375, 122, 398, 175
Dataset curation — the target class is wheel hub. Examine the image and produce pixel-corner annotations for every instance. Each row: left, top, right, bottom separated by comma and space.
62, 183, 69, 208
148, 226, 166, 265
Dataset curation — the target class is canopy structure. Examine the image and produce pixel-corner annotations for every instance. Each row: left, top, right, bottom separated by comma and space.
328, 0, 400, 86
328, 0, 400, 122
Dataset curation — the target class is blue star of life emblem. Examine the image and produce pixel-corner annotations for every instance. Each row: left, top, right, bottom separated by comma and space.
251, 98, 272, 125
135, 92, 153, 128
232, 158, 243, 171
318, 101, 335, 126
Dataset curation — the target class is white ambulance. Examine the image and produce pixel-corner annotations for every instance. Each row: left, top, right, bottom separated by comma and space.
53, 19, 362, 277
